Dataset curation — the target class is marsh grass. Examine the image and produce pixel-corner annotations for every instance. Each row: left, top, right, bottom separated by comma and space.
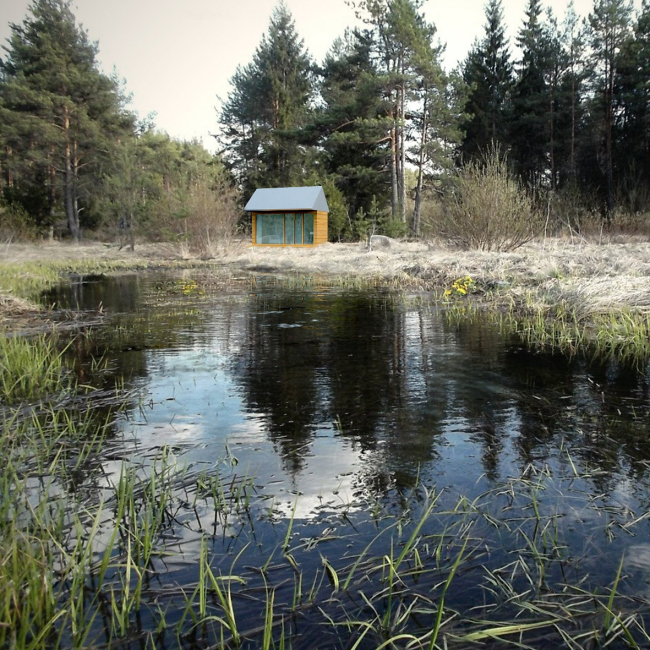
502, 307, 650, 362
441, 282, 650, 365
4, 238, 650, 374
0, 256, 239, 313
0, 334, 68, 403
2, 271, 650, 648
0, 259, 148, 304
2, 398, 650, 649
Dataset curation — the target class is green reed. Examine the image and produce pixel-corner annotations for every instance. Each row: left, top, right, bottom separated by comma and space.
1, 372, 649, 649
440, 294, 650, 366
0, 333, 68, 403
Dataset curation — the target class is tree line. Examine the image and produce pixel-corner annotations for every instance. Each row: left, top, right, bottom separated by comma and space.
0, 0, 237, 249
1, 0, 649, 244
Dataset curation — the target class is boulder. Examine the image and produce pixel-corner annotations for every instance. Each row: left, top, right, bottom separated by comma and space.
368, 235, 395, 249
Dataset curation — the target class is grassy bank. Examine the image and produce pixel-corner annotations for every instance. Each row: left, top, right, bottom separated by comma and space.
0, 241, 243, 324
1, 238, 649, 361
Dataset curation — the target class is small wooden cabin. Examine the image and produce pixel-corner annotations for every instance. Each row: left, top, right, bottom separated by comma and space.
245, 186, 329, 247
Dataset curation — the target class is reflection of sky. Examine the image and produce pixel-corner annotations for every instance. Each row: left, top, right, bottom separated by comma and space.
116, 345, 364, 518
95, 280, 650, 527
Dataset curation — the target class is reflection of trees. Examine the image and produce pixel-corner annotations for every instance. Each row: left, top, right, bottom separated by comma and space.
52, 273, 650, 504
325, 299, 444, 490
498, 347, 650, 494
231, 292, 450, 484
55, 273, 227, 493
440, 314, 513, 482
438, 317, 650, 493
231, 296, 322, 476
45, 274, 144, 312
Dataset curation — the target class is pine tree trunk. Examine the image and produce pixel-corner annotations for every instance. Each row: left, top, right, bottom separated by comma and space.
390, 115, 398, 220
413, 90, 428, 236
569, 39, 578, 184
48, 164, 57, 224
64, 154, 79, 239
399, 81, 406, 223
4, 146, 13, 188
129, 209, 135, 251
570, 73, 576, 181
549, 82, 556, 191
63, 106, 80, 240
605, 59, 615, 214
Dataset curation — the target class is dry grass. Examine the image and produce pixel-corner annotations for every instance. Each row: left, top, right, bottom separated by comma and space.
1, 237, 650, 322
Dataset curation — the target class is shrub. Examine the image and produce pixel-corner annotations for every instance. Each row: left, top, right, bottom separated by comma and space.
0, 202, 38, 241
430, 148, 542, 251
165, 167, 241, 256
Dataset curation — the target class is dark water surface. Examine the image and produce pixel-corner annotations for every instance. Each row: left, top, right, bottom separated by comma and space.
44, 272, 650, 647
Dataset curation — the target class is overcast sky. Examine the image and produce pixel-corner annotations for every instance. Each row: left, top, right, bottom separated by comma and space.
0, 0, 643, 152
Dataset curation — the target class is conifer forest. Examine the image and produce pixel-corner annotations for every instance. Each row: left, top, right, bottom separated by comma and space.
2, 0, 650, 244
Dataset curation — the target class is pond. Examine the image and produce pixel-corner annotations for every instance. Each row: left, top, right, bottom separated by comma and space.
13, 271, 650, 647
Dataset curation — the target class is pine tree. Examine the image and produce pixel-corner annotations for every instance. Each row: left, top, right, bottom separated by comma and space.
460, 0, 514, 161
0, 0, 132, 238
219, 3, 312, 194
353, 0, 447, 223
510, 0, 552, 188
615, 0, 650, 206
557, 1, 587, 184
410, 66, 466, 235
315, 29, 391, 227
588, 0, 633, 212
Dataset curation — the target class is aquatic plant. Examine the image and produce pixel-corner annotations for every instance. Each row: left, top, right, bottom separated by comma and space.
2, 270, 650, 648
2, 402, 649, 649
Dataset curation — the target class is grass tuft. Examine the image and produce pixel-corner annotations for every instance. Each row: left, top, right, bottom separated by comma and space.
0, 334, 67, 403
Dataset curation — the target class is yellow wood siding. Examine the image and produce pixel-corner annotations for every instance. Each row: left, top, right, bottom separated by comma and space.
314, 211, 328, 245
251, 211, 328, 246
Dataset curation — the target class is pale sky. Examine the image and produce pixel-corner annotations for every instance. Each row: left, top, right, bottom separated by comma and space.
0, 0, 642, 152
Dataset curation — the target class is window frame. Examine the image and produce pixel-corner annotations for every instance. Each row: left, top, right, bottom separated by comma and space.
255, 211, 316, 245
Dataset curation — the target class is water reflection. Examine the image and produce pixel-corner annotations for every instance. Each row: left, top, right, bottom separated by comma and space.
55, 273, 650, 517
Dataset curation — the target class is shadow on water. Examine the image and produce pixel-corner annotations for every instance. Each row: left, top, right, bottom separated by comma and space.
11, 271, 650, 648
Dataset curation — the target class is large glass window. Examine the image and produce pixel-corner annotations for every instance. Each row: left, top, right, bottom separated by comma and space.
284, 214, 294, 244
255, 212, 316, 244
256, 214, 284, 244
294, 214, 303, 244
303, 213, 314, 244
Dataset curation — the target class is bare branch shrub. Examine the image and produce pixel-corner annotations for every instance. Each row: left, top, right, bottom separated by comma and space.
428, 148, 543, 251
171, 168, 241, 257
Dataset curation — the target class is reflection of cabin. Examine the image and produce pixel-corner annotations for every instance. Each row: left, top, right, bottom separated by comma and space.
245, 186, 329, 246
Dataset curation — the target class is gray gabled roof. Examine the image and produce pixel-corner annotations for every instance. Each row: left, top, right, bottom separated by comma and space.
244, 186, 329, 213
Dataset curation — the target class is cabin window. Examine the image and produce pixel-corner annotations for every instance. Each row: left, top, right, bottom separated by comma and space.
303, 213, 314, 244
284, 214, 294, 244
256, 213, 284, 244
294, 214, 303, 244
255, 212, 316, 244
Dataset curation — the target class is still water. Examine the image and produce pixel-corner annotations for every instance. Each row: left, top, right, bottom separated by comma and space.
45, 271, 650, 647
